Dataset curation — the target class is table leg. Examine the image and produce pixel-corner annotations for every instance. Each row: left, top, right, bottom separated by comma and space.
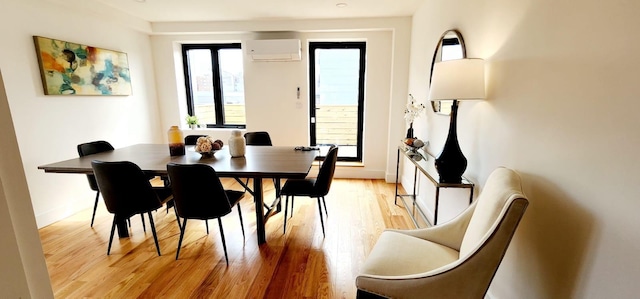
254, 178, 266, 244
412, 166, 418, 196
469, 186, 475, 204
395, 148, 400, 204
434, 187, 440, 226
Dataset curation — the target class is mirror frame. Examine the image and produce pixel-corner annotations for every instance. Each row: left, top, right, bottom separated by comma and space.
430, 29, 467, 115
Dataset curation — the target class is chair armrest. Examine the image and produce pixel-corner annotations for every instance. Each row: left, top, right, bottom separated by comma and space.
390, 202, 476, 251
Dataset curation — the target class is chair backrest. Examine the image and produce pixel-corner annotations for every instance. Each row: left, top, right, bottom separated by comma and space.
459, 167, 529, 257
313, 145, 339, 196
166, 163, 233, 219
184, 135, 207, 146
77, 141, 114, 191
244, 131, 272, 146
91, 160, 163, 217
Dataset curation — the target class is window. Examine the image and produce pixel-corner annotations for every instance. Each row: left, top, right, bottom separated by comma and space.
181, 44, 246, 128
309, 42, 366, 162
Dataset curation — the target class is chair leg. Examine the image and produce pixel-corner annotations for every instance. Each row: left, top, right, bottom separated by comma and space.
91, 191, 100, 227
283, 195, 289, 234
176, 218, 188, 260
316, 197, 325, 236
173, 204, 181, 230
166, 199, 174, 214
290, 196, 295, 217
237, 205, 245, 240
218, 218, 229, 265
140, 213, 146, 232
356, 289, 388, 299
321, 196, 328, 217
205, 220, 209, 234
273, 178, 280, 196
107, 217, 117, 255
148, 212, 161, 256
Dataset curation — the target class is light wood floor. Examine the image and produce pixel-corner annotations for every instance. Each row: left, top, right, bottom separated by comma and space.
39, 178, 413, 298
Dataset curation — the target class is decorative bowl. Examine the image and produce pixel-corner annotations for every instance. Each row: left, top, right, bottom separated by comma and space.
403, 138, 425, 152
194, 136, 224, 158
405, 145, 423, 152
196, 149, 219, 157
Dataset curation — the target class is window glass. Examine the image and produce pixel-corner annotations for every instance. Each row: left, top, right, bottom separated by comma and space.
218, 49, 245, 125
182, 44, 245, 128
186, 49, 216, 124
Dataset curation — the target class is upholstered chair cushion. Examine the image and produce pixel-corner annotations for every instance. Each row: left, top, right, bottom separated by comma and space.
359, 231, 459, 277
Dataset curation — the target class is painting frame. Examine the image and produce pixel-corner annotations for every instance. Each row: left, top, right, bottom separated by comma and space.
33, 36, 132, 96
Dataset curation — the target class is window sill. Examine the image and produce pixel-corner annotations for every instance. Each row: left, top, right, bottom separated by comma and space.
182, 127, 245, 132
336, 161, 364, 167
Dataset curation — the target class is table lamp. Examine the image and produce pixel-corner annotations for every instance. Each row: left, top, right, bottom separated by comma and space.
428, 58, 485, 183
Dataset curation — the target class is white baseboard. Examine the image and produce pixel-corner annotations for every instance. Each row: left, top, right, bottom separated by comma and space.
35, 198, 93, 228
385, 172, 396, 183
335, 168, 385, 179
308, 167, 385, 179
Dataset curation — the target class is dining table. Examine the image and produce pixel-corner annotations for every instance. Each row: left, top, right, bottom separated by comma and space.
38, 143, 319, 244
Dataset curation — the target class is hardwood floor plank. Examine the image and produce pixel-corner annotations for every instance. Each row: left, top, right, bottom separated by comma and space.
40, 179, 412, 298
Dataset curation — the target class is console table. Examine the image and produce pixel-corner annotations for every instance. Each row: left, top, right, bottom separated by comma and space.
395, 145, 474, 227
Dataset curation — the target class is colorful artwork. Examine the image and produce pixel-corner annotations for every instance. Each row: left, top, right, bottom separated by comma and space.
33, 36, 132, 95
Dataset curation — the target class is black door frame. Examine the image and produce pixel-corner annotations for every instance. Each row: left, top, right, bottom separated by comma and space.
308, 41, 366, 162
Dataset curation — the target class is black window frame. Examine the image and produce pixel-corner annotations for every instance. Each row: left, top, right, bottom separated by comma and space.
309, 41, 366, 162
181, 43, 246, 129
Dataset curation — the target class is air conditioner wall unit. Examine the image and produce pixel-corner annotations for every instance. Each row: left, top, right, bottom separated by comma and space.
245, 39, 301, 61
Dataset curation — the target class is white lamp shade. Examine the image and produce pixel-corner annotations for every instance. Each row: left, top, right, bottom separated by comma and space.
428, 58, 485, 101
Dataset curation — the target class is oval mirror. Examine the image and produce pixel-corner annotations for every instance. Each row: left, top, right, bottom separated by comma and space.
430, 30, 466, 115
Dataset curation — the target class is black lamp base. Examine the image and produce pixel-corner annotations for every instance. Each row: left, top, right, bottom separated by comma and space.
435, 153, 467, 184
435, 100, 467, 184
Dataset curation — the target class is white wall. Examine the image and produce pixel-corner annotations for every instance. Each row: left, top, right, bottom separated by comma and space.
408, 0, 640, 297
150, 18, 411, 179
0, 69, 53, 297
0, 0, 163, 227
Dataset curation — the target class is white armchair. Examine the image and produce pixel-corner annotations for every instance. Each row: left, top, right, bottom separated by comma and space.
356, 167, 529, 298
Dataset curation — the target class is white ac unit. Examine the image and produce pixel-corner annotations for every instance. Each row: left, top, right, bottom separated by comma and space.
245, 39, 301, 61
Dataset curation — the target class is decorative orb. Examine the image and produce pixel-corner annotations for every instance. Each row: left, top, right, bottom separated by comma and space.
413, 139, 425, 148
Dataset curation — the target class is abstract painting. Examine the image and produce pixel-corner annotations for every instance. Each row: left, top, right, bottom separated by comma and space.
33, 36, 132, 95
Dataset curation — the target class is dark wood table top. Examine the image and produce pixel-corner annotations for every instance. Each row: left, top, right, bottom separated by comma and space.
39, 144, 319, 179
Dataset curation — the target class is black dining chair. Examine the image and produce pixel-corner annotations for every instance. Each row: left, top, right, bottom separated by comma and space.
77, 140, 114, 227
243, 131, 280, 203
185, 134, 208, 146
244, 131, 273, 146
79, 141, 158, 228
244, 132, 273, 183
281, 145, 338, 236
91, 160, 176, 256
167, 163, 245, 264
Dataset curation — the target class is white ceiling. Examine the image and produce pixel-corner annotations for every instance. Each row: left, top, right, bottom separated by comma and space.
89, 0, 425, 23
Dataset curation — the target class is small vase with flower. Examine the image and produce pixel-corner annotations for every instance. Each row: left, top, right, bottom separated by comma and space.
404, 94, 426, 139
